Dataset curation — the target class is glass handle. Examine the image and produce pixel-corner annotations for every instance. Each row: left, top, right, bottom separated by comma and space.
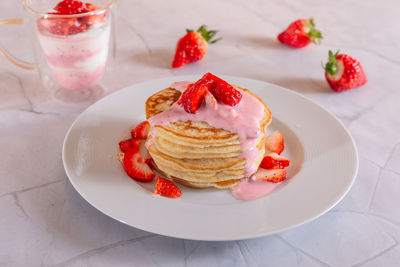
0, 18, 35, 70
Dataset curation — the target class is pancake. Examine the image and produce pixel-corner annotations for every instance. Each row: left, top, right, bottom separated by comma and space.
145, 85, 271, 189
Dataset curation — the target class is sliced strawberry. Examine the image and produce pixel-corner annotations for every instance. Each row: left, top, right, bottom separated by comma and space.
204, 91, 217, 110
122, 149, 155, 182
208, 73, 242, 106
118, 138, 141, 153
254, 168, 287, 183
54, 0, 85, 14
54, 0, 99, 14
260, 152, 290, 169
265, 131, 285, 155
172, 25, 221, 68
324, 50, 368, 92
177, 73, 214, 113
131, 121, 150, 139
153, 177, 182, 198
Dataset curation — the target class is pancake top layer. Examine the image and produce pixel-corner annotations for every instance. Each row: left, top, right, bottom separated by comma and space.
146, 81, 271, 177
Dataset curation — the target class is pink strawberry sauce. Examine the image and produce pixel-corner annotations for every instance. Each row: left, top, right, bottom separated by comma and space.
231, 178, 281, 200
148, 81, 265, 178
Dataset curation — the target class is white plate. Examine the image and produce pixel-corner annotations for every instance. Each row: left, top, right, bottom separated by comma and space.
63, 75, 358, 241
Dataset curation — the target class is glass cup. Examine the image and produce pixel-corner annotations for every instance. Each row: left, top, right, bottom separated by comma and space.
0, 0, 117, 102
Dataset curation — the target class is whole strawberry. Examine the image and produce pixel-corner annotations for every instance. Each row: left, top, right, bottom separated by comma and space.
324, 50, 367, 92
172, 25, 221, 68
278, 18, 322, 48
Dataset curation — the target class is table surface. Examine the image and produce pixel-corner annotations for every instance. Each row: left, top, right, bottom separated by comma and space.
1, 0, 400, 266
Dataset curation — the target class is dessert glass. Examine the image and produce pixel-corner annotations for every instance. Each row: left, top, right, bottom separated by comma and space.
0, 0, 117, 101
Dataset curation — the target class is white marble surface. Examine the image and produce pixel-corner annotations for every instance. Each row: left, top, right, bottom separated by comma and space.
1, 0, 400, 266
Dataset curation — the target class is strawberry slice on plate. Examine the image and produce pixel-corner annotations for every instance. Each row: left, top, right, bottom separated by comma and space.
265, 131, 285, 155
153, 177, 182, 198
278, 18, 322, 48
254, 168, 287, 183
118, 138, 141, 153
324, 50, 368, 92
122, 148, 155, 182
131, 121, 150, 139
260, 152, 290, 169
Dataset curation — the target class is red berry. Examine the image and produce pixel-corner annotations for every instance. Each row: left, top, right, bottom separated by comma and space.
208, 73, 242, 106
260, 153, 290, 169
254, 168, 287, 183
278, 18, 322, 48
324, 50, 368, 92
153, 177, 182, 198
177, 73, 214, 113
172, 25, 221, 68
265, 131, 285, 155
131, 121, 150, 139
118, 138, 141, 153
122, 148, 155, 182
54, 0, 85, 14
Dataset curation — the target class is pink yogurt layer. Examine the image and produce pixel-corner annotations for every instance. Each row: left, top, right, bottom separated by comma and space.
148, 81, 265, 177
231, 178, 281, 200
37, 24, 110, 90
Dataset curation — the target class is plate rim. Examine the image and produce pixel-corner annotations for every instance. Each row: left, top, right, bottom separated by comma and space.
62, 74, 359, 241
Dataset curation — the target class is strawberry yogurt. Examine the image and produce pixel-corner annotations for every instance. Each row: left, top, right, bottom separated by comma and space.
36, 1, 110, 90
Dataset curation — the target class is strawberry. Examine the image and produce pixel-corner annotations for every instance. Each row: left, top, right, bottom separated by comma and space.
118, 138, 141, 153
131, 121, 150, 139
54, 0, 98, 14
204, 91, 217, 110
39, 0, 103, 36
278, 18, 322, 48
254, 168, 287, 183
260, 152, 290, 169
208, 73, 242, 106
265, 131, 285, 155
177, 73, 214, 113
324, 50, 368, 92
172, 25, 221, 68
122, 149, 155, 182
153, 177, 182, 198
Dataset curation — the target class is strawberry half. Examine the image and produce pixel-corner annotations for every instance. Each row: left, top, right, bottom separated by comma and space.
208, 73, 242, 107
119, 138, 141, 153
254, 168, 287, 183
153, 177, 182, 198
122, 148, 155, 182
204, 91, 217, 110
172, 25, 221, 68
177, 73, 214, 113
265, 131, 285, 155
278, 18, 322, 48
260, 152, 290, 169
131, 121, 150, 139
324, 50, 368, 92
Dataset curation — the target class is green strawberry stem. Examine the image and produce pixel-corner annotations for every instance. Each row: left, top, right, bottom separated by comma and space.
186, 25, 222, 44
306, 18, 323, 44
324, 50, 340, 76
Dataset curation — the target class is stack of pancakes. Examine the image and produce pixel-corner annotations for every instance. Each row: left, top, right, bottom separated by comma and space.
145, 86, 271, 189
